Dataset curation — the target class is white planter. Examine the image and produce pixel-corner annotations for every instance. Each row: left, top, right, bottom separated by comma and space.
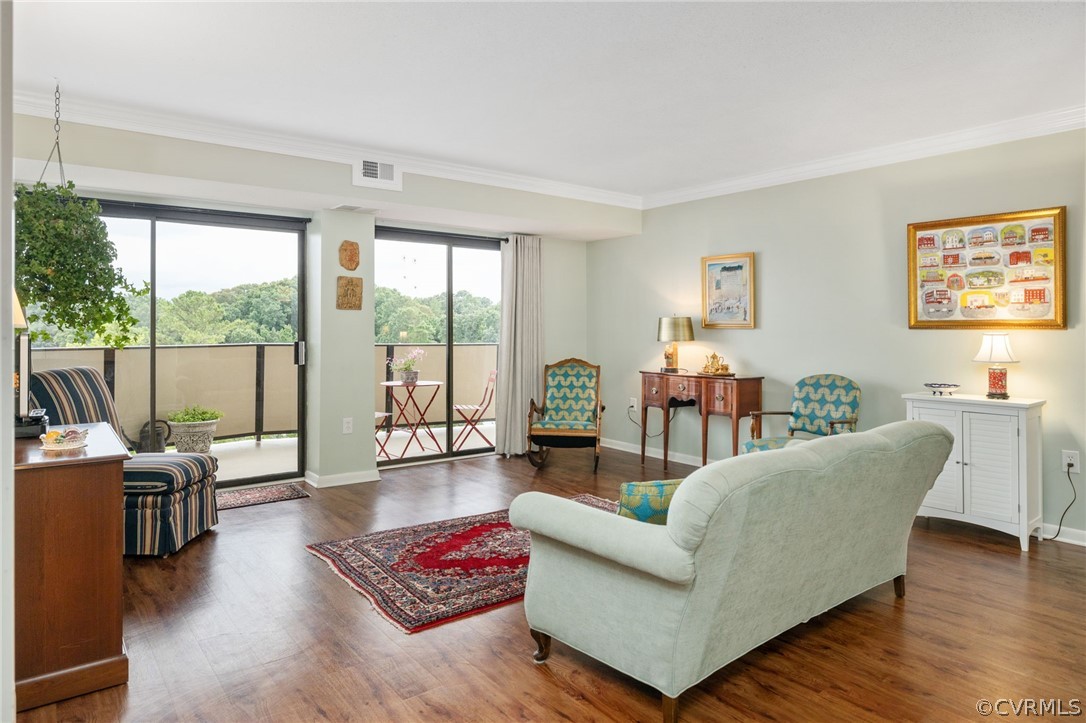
169, 419, 219, 454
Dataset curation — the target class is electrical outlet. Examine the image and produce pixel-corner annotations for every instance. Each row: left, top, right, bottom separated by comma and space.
629, 397, 638, 412
342, 417, 354, 435
1062, 450, 1080, 473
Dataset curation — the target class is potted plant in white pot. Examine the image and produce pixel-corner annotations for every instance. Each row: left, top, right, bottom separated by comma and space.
388, 347, 425, 384
167, 405, 223, 454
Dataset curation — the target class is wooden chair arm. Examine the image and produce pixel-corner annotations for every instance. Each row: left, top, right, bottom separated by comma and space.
748, 411, 793, 419
528, 399, 544, 419
828, 417, 858, 433
748, 410, 792, 440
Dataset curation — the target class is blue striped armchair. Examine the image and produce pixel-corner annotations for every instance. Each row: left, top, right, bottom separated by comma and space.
30, 367, 219, 556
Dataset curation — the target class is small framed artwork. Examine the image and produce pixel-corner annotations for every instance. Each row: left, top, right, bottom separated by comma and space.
702, 253, 755, 328
336, 276, 363, 310
907, 207, 1066, 329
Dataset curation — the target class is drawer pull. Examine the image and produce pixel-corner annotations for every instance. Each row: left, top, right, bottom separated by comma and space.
715, 394, 724, 402
651, 387, 658, 395
678, 384, 686, 392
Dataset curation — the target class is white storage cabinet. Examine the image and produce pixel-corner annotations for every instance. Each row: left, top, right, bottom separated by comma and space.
903, 393, 1045, 551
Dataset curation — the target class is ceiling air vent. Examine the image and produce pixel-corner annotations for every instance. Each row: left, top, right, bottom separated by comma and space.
351, 157, 402, 191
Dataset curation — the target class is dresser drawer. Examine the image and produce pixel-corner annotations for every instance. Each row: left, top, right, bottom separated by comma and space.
704, 379, 732, 413
642, 374, 667, 409
667, 376, 699, 402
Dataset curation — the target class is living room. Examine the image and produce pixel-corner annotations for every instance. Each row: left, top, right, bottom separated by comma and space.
2, 2, 1084, 721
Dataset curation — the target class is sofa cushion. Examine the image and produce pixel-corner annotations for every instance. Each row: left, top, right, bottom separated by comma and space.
123, 452, 218, 494
617, 479, 683, 525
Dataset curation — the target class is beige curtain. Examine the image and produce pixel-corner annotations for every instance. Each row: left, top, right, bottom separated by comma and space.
495, 234, 542, 456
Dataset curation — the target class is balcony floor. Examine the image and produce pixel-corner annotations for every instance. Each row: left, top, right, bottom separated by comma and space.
210, 421, 497, 483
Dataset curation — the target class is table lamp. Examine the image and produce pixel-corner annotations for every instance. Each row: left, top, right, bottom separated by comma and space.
973, 332, 1017, 399
657, 316, 694, 373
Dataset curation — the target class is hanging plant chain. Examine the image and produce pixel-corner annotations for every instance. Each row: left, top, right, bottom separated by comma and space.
37, 82, 66, 185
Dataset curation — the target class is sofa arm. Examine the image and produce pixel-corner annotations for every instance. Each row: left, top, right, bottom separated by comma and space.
509, 491, 695, 585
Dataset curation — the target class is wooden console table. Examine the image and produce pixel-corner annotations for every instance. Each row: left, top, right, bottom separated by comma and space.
640, 371, 763, 469
15, 422, 130, 711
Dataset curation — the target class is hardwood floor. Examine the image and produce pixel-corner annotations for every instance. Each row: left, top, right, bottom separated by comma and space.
18, 447, 1085, 722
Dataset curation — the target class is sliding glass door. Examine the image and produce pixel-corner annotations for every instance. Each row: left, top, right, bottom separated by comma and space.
374, 228, 500, 464
29, 202, 308, 487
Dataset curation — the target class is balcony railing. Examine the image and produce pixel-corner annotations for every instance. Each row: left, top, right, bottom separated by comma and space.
31, 342, 498, 458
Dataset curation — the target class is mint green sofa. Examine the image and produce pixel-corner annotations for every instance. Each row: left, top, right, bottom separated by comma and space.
509, 420, 952, 722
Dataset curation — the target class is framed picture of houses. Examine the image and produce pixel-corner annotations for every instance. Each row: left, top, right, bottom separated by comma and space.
702, 252, 755, 328
907, 207, 1066, 329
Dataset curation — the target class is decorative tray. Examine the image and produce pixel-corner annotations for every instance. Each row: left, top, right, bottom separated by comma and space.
698, 372, 736, 377
40, 428, 90, 450
923, 383, 960, 396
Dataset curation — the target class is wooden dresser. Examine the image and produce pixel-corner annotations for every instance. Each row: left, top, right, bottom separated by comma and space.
15, 422, 130, 711
640, 371, 763, 469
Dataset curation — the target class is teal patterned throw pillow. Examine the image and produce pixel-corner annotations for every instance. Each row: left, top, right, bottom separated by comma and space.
617, 479, 683, 525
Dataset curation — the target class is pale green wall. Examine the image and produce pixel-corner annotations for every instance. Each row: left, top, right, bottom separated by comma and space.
12, 114, 641, 241
305, 210, 378, 486
542, 238, 588, 361
588, 130, 1085, 532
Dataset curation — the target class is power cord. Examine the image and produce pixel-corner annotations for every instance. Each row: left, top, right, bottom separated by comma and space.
1050, 461, 1077, 541
627, 404, 676, 438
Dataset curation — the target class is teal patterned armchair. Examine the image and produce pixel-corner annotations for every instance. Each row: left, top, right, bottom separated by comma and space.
744, 373, 861, 453
526, 358, 605, 472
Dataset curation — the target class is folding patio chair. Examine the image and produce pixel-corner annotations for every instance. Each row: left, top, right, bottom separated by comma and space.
452, 370, 496, 451
375, 411, 393, 460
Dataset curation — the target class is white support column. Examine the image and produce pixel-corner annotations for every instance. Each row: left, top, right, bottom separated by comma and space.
304, 210, 379, 487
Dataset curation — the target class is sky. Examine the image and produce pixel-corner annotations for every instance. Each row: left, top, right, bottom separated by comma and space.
106, 218, 501, 302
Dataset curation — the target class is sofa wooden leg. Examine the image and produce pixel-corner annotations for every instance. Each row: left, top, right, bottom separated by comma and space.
894, 574, 905, 598
662, 693, 678, 723
530, 629, 551, 663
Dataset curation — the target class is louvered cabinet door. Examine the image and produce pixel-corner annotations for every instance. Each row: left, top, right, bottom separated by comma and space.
910, 404, 964, 514
963, 412, 1019, 523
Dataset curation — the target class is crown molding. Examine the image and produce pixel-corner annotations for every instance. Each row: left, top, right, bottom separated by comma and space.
15, 91, 1082, 214
643, 106, 1086, 209
12, 91, 643, 210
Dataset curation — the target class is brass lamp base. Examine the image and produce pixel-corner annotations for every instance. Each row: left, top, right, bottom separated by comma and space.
660, 367, 679, 373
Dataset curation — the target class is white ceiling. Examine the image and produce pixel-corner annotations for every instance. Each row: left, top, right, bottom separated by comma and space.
12, 1, 1086, 208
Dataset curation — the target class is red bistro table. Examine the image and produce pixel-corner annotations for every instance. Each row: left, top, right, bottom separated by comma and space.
380, 380, 443, 458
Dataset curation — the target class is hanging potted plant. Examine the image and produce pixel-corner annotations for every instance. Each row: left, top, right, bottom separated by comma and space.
15, 180, 145, 347
388, 347, 425, 384
166, 405, 223, 454
14, 85, 146, 347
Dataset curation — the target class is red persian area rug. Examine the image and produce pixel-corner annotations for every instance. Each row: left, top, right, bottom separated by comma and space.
306, 493, 617, 633
216, 482, 311, 510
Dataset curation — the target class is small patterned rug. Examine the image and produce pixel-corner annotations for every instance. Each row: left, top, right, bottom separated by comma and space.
306, 493, 617, 633
216, 482, 311, 510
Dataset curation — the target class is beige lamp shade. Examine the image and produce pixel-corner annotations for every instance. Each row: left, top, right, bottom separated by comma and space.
657, 316, 695, 342
12, 288, 27, 329
972, 333, 1018, 364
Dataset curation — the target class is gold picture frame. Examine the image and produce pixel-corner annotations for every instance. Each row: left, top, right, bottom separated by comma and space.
701, 253, 755, 329
907, 207, 1066, 329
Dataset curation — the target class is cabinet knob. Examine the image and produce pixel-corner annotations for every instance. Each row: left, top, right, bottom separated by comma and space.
650, 387, 658, 395
678, 384, 686, 392
955, 461, 961, 465
715, 394, 724, 401
962, 462, 969, 466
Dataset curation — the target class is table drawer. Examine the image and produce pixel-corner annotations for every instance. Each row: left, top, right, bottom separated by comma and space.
642, 375, 667, 408
667, 376, 698, 402
705, 379, 732, 413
